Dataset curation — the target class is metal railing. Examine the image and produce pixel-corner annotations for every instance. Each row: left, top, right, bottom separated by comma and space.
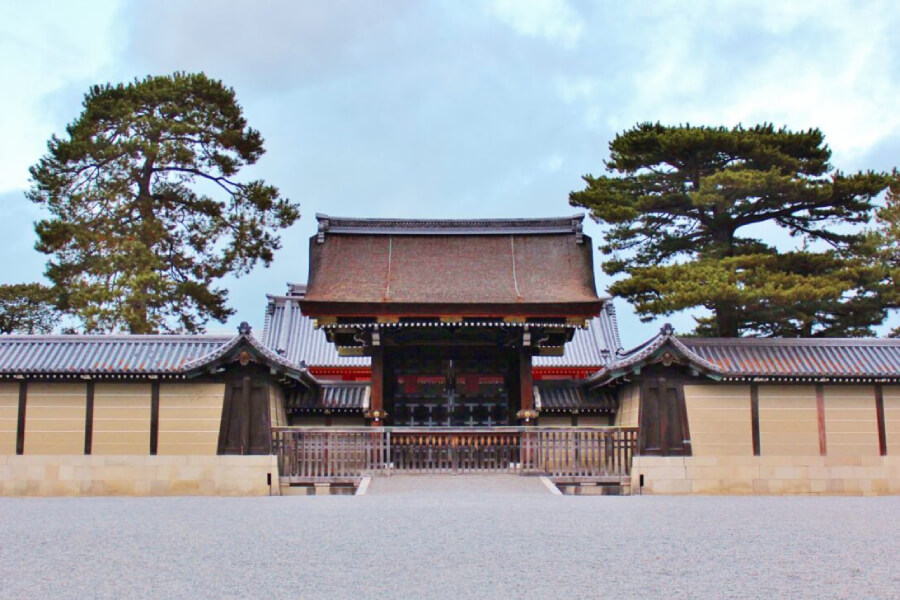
272, 426, 638, 482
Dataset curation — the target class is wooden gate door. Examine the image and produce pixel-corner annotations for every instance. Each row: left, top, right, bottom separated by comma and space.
639, 370, 692, 456
218, 374, 271, 455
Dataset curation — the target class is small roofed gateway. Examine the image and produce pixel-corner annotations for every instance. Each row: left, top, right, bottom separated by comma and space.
1, 213, 900, 496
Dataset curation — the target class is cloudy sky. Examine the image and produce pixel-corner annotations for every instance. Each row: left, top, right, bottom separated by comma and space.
1, 0, 898, 344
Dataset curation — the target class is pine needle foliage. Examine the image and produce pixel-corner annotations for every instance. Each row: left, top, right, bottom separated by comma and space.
0, 283, 61, 334
570, 123, 893, 337
27, 73, 300, 333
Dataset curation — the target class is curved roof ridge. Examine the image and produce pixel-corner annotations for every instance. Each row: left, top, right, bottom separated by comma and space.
315, 213, 585, 236
609, 325, 723, 374
591, 326, 900, 384
181, 322, 313, 379
681, 337, 900, 347
0, 334, 234, 342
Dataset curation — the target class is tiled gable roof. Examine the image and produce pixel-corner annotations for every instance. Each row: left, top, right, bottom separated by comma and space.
0, 334, 232, 376
301, 214, 603, 318
590, 324, 900, 384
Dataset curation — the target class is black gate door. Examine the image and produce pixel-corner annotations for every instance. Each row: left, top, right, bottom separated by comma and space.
392, 357, 510, 426
218, 374, 271, 454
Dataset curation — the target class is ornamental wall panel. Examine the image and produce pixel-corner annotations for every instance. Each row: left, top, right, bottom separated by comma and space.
823, 385, 879, 457
269, 385, 287, 428
91, 383, 151, 455
684, 385, 752, 456
884, 385, 900, 455
157, 383, 225, 455
579, 415, 611, 426
24, 383, 86, 454
0, 383, 18, 454
292, 414, 327, 426
614, 384, 640, 427
758, 385, 819, 456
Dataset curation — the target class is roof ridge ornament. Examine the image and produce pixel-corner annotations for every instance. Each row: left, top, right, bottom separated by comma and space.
317, 216, 330, 243
238, 322, 252, 336
660, 322, 675, 336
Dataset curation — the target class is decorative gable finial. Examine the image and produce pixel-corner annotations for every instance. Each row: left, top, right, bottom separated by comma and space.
660, 322, 675, 336
238, 321, 252, 336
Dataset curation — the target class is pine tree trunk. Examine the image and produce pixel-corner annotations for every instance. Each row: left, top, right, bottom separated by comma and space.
129, 153, 157, 334
715, 304, 739, 337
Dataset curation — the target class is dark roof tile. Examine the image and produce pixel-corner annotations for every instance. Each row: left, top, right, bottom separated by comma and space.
302, 215, 603, 317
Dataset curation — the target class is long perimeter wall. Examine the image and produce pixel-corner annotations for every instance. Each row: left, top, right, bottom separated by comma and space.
631, 382, 900, 495
0, 381, 277, 496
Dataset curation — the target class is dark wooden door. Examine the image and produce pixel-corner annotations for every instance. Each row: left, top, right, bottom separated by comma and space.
218, 375, 271, 455
391, 355, 511, 426
639, 371, 692, 456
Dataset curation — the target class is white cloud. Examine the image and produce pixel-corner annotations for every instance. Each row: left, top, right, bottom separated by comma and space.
563, 1, 900, 168
486, 0, 584, 48
123, 1, 417, 93
540, 154, 564, 172
0, 2, 124, 193
555, 76, 598, 103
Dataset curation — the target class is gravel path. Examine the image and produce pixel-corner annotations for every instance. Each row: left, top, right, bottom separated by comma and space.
1, 477, 898, 599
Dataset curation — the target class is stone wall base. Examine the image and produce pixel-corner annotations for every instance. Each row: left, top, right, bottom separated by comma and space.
0, 454, 279, 496
632, 455, 900, 495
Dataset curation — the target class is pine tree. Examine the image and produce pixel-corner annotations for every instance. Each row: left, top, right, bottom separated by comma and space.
570, 123, 892, 337
871, 179, 900, 337
0, 283, 61, 334
27, 73, 300, 333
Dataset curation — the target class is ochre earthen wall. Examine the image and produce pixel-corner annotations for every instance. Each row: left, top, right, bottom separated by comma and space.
157, 383, 224, 455
614, 384, 640, 427
885, 385, 900, 454
0, 383, 18, 454
270, 385, 287, 428
91, 383, 151, 455
24, 383, 86, 455
635, 382, 896, 495
823, 385, 879, 457
683, 385, 752, 456
758, 385, 819, 456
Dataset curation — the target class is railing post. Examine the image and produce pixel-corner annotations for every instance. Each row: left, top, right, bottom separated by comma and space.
386, 428, 392, 476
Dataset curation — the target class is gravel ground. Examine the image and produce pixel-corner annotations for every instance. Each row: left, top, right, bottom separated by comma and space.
1, 476, 899, 600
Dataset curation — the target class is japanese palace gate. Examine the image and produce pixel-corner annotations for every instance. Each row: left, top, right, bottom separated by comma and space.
262, 215, 636, 483
299, 214, 604, 427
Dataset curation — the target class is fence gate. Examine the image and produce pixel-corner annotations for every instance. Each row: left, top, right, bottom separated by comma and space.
272, 426, 637, 484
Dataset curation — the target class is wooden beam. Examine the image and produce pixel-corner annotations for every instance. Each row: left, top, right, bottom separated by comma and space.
15, 381, 26, 455
816, 384, 827, 457
674, 379, 692, 457
750, 383, 760, 456
217, 382, 234, 455
519, 348, 533, 419
875, 384, 887, 457
369, 347, 384, 425
150, 381, 160, 455
240, 376, 251, 453
84, 381, 94, 455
